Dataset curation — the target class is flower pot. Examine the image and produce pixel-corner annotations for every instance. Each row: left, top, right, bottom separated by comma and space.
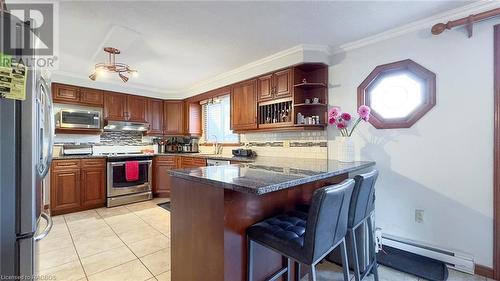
336, 138, 355, 162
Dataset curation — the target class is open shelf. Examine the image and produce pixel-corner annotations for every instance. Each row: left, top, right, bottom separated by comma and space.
293, 82, 327, 89
294, 103, 327, 107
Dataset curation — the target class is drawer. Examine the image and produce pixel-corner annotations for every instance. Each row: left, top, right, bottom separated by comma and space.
180, 157, 194, 166
52, 159, 80, 170
81, 158, 106, 168
192, 158, 207, 166
155, 156, 176, 164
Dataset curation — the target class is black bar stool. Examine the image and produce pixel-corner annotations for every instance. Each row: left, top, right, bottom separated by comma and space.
246, 179, 355, 281
345, 170, 379, 281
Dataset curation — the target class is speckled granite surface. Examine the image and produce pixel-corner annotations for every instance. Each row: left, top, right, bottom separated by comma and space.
52, 155, 107, 160
169, 157, 375, 195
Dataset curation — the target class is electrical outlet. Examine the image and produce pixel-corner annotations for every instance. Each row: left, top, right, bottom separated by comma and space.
415, 209, 424, 223
283, 140, 290, 148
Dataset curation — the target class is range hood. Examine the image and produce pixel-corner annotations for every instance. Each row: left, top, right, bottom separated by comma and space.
104, 120, 149, 132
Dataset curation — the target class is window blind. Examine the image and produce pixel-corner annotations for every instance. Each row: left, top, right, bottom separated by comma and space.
202, 95, 239, 143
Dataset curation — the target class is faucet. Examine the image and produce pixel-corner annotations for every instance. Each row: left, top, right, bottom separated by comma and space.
211, 135, 221, 155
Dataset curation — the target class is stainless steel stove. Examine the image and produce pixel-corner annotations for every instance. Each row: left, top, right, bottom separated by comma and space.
105, 153, 153, 207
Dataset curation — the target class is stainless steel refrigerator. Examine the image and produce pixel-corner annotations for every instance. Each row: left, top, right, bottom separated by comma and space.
0, 10, 54, 279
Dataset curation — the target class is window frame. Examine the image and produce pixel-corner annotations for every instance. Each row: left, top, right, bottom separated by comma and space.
200, 95, 240, 145
357, 59, 436, 129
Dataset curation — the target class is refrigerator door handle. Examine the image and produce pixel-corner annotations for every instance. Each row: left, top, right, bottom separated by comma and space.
34, 212, 52, 241
37, 77, 54, 179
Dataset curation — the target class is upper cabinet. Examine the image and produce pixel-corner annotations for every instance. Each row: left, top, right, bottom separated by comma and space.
256, 68, 292, 102
103, 92, 127, 121
164, 101, 184, 135
53, 83, 103, 106
185, 102, 202, 136
231, 79, 258, 131
103, 92, 147, 123
146, 98, 164, 135
126, 95, 147, 122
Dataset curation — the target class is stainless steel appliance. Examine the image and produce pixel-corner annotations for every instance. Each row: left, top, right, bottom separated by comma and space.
207, 159, 231, 166
56, 108, 101, 129
104, 120, 148, 131
162, 137, 199, 153
232, 148, 255, 158
0, 12, 54, 278
106, 154, 153, 207
62, 144, 93, 156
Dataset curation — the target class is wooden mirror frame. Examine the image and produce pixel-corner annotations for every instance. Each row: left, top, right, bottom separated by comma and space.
357, 59, 436, 129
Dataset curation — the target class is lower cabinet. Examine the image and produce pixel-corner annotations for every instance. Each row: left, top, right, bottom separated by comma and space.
51, 158, 106, 215
153, 156, 207, 197
153, 156, 176, 198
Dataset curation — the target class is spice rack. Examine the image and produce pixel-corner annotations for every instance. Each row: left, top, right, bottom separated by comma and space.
258, 98, 293, 128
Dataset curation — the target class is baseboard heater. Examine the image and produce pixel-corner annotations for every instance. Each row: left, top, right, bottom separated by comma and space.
381, 234, 474, 275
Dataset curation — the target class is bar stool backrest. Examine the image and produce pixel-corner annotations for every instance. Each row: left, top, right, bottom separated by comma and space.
303, 179, 354, 264
348, 170, 379, 228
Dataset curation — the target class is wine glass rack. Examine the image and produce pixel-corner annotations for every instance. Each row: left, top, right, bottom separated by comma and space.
258, 99, 293, 128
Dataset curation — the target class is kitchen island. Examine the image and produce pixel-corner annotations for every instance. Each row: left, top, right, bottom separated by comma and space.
169, 157, 375, 281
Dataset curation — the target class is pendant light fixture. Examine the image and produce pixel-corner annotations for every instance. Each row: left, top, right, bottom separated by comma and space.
89, 47, 137, 82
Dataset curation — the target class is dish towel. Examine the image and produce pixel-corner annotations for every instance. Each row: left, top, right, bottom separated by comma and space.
125, 161, 139, 182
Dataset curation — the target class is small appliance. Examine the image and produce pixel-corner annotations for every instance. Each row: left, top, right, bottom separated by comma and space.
56, 108, 101, 129
232, 149, 255, 158
62, 144, 93, 156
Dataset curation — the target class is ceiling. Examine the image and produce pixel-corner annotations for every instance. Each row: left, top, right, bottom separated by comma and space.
54, 0, 474, 98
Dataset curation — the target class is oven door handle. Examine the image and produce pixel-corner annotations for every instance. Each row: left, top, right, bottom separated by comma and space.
109, 160, 152, 166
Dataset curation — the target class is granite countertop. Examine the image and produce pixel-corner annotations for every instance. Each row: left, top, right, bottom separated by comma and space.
169, 157, 375, 195
52, 155, 107, 160
52, 153, 255, 162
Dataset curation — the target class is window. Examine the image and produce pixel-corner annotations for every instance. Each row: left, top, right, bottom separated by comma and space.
202, 95, 239, 144
357, 59, 436, 129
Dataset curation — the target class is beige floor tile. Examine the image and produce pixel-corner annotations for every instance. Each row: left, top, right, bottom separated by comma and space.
152, 198, 170, 204
116, 225, 162, 244
152, 225, 170, 238
128, 236, 170, 257
95, 206, 131, 218
37, 246, 79, 271
377, 265, 418, 281
80, 246, 137, 275
71, 225, 115, 240
64, 210, 101, 223
125, 201, 158, 212
67, 218, 110, 234
38, 260, 85, 281
109, 220, 151, 234
37, 233, 74, 254
87, 259, 153, 281
45, 221, 71, 238
104, 213, 144, 226
155, 270, 171, 281
74, 233, 125, 258
51, 215, 66, 225
140, 248, 171, 276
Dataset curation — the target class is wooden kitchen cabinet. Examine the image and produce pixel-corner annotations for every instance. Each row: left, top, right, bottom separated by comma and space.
52, 83, 104, 106
179, 156, 206, 168
126, 95, 148, 122
51, 158, 106, 215
146, 98, 164, 135
231, 79, 258, 131
81, 159, 106, 208
185, 102, 202, 136
79, 87, 104, 106
164, 101, 184, 135
273, 68, 292, 99
51, 161, 81, 215
153, 156, 176, 197
104, 92, 128, 121
256, 68, 292, 102
257, 74, 273, 102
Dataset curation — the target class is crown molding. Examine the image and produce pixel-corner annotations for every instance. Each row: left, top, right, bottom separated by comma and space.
336, 1, 500, 54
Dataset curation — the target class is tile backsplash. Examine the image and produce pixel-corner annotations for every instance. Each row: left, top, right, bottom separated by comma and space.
54, 131, 155, 146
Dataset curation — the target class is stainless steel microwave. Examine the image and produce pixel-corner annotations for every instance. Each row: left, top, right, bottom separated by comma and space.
56, 109, 101, 129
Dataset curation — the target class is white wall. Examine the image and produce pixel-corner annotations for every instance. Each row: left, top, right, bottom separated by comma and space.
329, 19, 500, 267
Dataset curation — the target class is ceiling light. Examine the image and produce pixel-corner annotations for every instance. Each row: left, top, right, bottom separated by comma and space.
89, 47, 136, 83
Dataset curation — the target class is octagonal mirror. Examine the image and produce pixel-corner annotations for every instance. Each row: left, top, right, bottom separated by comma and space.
357, 59, 436, 129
